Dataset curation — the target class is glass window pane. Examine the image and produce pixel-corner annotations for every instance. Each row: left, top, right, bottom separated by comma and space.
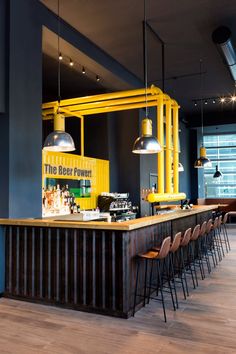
203, 133, 236, 198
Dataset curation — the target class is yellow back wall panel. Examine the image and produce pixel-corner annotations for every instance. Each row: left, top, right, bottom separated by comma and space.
42, 151, 109, 210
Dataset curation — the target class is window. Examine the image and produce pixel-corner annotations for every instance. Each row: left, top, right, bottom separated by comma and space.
203, 134, 236, 198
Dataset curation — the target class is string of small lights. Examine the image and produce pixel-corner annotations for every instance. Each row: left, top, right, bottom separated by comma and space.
193, 95, 236, 106
58, 52, 101, 82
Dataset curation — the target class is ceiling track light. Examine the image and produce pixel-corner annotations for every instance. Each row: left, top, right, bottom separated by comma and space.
96, 75, 100, 82
82, 66, 86, 74
69, 58, 74, 66
231, 95, 236, 102
59, 52, 63, 60
193, 94, 236, 105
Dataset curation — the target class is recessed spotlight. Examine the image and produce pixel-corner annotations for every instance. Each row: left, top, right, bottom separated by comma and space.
69, 59, 74, 66
231, 95, 236, 102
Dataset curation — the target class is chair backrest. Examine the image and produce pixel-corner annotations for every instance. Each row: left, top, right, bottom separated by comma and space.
218, 215, 222, 228
222, 212, 228, 225
170, 232, 181, 253
213, 217, 219, 230
158, 236, 171, 259
180, 228, 191, 246
191, 224, 200, 241
206, 219, 213, 233
200, 221, 207, 236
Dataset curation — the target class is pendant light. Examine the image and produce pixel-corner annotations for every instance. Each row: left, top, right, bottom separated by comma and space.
171, 162, 184, 172
194, 60, 211, 168
132, 0, 161, 154
43, 0, 75, 152
213, 165, 222, 178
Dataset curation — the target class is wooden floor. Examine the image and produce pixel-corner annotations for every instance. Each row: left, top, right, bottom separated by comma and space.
1, 225, 236, 354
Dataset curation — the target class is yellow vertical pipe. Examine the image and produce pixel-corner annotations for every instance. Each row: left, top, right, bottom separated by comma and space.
80, 116, 84, 156
157, 96, 164, 193
173, 104, 179, 194
165, 100, 172, 193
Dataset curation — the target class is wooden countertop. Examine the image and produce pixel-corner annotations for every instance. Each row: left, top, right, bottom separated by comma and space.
0, 205, 218, 231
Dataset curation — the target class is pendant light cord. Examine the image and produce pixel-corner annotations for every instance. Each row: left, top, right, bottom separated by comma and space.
200, 59, 204, 143
143, 0, 148, 117
57, 0, 61, 109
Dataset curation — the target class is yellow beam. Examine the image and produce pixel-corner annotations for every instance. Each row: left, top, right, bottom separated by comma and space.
51, 94, 161, 114
165, 100, 172, 193
68, 101, 159, 116
60, 107, 84, 119
42, 86, 163, 110
173, 103, 179, 194
80, 116, 84, 156
157, 96, 164, 193
147, 192, 186, 203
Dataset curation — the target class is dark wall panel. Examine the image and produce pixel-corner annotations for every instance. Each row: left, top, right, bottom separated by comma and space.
7, 0, 43, 217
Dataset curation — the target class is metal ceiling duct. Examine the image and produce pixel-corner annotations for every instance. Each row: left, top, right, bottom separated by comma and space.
212, 26, 236, 84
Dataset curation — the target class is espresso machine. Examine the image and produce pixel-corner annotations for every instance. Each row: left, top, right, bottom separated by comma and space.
98, 193, 137, 221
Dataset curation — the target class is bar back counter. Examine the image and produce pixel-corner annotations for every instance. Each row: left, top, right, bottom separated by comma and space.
0, 205, 216, 318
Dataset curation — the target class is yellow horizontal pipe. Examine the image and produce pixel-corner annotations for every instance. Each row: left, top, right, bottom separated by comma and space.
60, 107, 84, 119
51, 94, 160, 114
147, 192, 186, 203
69, 101, 159, 116
42, 85, 163, 110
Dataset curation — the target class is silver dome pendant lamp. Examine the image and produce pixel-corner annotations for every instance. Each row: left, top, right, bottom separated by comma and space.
43, 0, 75, 152
132, 0, 161, 154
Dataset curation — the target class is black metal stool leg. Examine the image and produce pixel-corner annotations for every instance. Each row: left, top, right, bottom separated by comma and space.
133, 260, 140, 316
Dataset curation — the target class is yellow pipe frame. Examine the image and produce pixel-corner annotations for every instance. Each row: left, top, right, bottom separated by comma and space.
80, 116, 84, 156
157, 95, 164, 194
42, 85, 186, 203
173, 101, 179, 194
165, 99, 172, 193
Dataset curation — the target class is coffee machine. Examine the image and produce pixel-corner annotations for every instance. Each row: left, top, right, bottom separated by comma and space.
98, 192, 137, 221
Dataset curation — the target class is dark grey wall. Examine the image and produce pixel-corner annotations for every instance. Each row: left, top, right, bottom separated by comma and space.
84, 114, 109, 160
0, 0, 43, 218
179, 122, 191, 199
0, 0, 6, 113
108, 110, 140, 207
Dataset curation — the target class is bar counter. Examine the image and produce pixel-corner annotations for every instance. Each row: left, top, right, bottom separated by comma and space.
0, 205, 217, 318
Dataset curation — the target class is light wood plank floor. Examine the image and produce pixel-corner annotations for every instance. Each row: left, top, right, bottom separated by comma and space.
1, 225, 236, 354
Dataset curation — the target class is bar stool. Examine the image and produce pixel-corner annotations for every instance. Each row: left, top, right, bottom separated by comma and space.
178, 228, 193, 295
152, 231, 184, 306
198, 221, 211, 274
133, 236, 174, 322
212, 217, 223, 262
221, 212, 231, 251
169, 231, 188, 301
205, 218, 217, 267
217, 215, 225, 258
189, 224, 203, 283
